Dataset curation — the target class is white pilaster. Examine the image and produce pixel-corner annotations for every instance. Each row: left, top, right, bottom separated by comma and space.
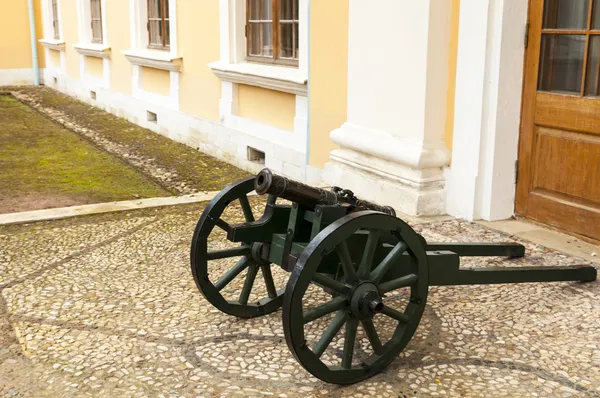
324, 0, 452, 216
445, 0, 527, 221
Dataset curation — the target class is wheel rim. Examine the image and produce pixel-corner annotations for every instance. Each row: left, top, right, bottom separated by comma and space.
190, 177, 284, 318
283, 211, 429, 384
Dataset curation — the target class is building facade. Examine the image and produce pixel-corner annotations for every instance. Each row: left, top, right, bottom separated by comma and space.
1, 0, 599, 242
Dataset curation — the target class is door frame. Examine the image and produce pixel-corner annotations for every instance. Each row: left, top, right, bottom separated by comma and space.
516, 0, 542, 216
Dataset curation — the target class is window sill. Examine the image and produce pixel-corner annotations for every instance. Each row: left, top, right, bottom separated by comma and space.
74, 43, 111, 59
39, 38, 66, 51
209, 62, 308, 96
123, 49, 182, 72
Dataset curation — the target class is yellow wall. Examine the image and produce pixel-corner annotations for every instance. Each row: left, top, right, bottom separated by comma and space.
60, 0, 79, 79
106, 0, 132, 95
237, 85, 296, 131
308, 0, 349, 168
444, 0, 461, 155
49, 49, 61, 68
86, 57, 103, 78
0, 0, 45, 69
177, 0, 221, 121
141, 67, 171, 96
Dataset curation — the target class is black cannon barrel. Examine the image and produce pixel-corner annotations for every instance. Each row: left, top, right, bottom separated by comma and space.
254, 168, 396, 216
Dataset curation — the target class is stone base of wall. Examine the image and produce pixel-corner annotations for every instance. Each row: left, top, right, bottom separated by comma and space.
0, 69, 41, 86
324, 148, 446, 216
39, 67, 320, 184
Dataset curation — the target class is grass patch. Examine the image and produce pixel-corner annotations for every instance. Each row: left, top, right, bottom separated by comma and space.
0, 94, 170, 213
7, 86, 251, 192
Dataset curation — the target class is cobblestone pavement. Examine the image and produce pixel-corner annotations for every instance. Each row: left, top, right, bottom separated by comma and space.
0, 202, 599, 397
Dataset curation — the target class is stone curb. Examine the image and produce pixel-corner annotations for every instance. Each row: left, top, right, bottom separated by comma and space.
0, 192, 220, 226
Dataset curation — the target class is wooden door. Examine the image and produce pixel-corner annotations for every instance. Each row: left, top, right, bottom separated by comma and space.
517, 0, 600, 242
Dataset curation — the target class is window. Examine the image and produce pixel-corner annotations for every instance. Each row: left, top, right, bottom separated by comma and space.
52, 0, 60, 39
90, 0, 103, 43
147, 0, 170, 50
247, 0, 299, 66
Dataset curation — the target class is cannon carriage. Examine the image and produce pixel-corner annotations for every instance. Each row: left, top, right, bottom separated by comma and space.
190, 169, 597, 385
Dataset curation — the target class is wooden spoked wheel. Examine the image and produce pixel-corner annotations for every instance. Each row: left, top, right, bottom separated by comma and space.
190, 177, 284, 318
282, 211, 429, 384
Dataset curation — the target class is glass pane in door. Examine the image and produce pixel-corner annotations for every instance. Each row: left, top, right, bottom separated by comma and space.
538, 34, 586, 94
543, 0, 590, 29
585, 36, 600, 96
593, 0, 600, 29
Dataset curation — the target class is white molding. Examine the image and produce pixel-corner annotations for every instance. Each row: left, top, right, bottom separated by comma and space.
168, 0, 178, 57
330, 122, 449, 170
124, 49, 182, 72
210, 62, 307, 96
39, 38, 66, 51
74, 43, 111, 58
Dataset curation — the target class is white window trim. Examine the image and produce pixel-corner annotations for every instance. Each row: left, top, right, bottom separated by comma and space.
39, 0, 65, 51
74, 43, 111, 58
211, 0, 308, 94
74, 0, 110, 89
126, 0, 180, 111
74, 0, 111, 58
39, 38, 66, 51
214, 0, 310, 171
123, 49, 182, 72
209, 61, 307, 96
127, 0, 179, 59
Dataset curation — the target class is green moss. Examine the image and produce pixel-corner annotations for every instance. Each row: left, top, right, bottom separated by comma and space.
4, 86, 251, 191
0, 94, 170, 206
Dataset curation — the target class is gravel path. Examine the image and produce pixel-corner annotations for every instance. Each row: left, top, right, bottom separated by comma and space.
1, 202, 598, 397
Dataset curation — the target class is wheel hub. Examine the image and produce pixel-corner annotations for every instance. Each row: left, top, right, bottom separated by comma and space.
350, 282, 383, 319
251, 242, 270, 265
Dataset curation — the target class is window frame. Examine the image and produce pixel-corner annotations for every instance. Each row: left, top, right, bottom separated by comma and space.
147, 0, 170, 50
52, 0, 60, 39
246, 0, 299, 67
90, 0, 103, 44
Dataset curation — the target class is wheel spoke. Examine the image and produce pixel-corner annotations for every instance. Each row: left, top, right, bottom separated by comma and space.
341, 318, 358, 369
337, 241, 358, 283
358, 230, 381, 279
313, 310, 349, 358
303, 296, 347, 324
239, 195, 255, 222
215, 218, 231, 232
379, 273, 418, 294
312, 273, 351, 295
239, 264, 259, 305
381, 305, 409, 323
206, 245, 251, 261
370, 241, 408, 283
361, 319, 383, 355
261, 265, 278, 299
214, 257, 249, 291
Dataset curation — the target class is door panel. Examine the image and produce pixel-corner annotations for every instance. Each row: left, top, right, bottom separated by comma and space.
533, 127, 600, 202
517, 0, 600, 241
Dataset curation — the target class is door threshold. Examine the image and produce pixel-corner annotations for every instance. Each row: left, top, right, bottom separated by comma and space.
477, 217, 600, 266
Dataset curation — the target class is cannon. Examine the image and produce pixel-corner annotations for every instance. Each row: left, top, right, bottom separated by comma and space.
190, 168, 597, 385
